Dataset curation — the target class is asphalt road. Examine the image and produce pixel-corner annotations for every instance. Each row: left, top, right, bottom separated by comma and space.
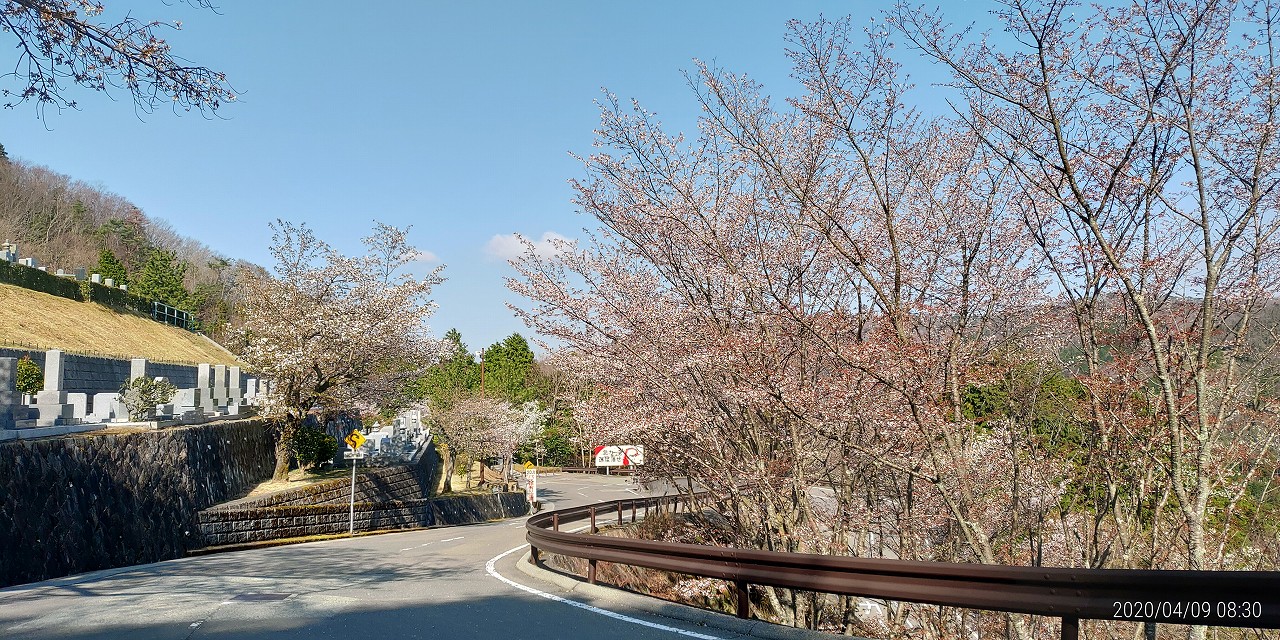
0, 474, 743, 640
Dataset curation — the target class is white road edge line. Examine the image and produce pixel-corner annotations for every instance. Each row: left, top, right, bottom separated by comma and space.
484, 544, 726, 640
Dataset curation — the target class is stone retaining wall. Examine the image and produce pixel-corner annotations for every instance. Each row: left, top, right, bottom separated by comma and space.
198, 492, 530, 546
0, 348, 201, 395
0, 419, 275, 588
228, 464, 435, 508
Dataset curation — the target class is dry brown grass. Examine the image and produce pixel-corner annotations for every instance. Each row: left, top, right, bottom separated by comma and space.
240, 467, 351, 500
0, 283, 237, 364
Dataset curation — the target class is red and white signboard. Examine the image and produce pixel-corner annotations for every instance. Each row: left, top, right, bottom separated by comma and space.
593, 445, 645, 467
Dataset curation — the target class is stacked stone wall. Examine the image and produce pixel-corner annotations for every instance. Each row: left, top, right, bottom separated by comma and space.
198, 493, 530, 546
0, 419, 274, 588
221, 463, 432, 509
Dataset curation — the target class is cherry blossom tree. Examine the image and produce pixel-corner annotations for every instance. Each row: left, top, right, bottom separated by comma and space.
510, 7, 1280, 636
431, 395, 544, 489
892, 0, 1280, 584
237, 220, 444, 481
0, 0, 235, 117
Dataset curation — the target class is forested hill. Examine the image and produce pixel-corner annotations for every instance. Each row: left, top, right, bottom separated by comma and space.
0, 143, 248, 343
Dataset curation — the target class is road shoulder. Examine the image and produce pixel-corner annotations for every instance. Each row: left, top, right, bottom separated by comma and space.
511, 549, 837, 640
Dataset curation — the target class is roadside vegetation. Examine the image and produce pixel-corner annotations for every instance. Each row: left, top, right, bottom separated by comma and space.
509, 3, 1280, 638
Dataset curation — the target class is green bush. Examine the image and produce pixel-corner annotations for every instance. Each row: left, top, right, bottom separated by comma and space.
119, 376, 178, 421
15, 355, 42, 395
292, 425, 340, 470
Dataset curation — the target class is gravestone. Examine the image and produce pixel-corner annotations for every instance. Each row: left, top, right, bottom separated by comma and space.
103, 278, 114, 287
0, 357, 18, 429
173, 388, 204, 419
244, 378, 257, 404
33, 404, 73, 427
130, 358, 147, 381
197, 363, 212, 390
228, 366, 243, 403
0, 357, 17, 406
90, 273, 101, 284
90, 392, 128, 422
35, 349, 67, 405
67, 393, 88, 422
212, 364, 228, 406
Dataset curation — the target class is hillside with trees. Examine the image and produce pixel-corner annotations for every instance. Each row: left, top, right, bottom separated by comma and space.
0, 147, 246, 342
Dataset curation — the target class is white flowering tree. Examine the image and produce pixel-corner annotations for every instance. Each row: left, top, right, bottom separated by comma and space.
433, 396, 547, 489
237, 220, 444, 480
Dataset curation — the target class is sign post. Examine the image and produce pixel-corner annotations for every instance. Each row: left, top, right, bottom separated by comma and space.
343, 430, 367, 537
593, 445, 645, 468
525, 467, 537, 505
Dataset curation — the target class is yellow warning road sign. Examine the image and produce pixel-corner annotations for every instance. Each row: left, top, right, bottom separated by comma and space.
524, 461, 534, 470
344, 430, 366, 449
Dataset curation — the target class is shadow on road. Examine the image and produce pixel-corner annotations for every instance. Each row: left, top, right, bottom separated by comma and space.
0, 590, 701, 640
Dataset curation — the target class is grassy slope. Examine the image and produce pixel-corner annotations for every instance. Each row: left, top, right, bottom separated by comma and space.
0, 283, 238, 365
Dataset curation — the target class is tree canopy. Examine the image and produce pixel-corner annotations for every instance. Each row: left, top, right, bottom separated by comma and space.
236, 220, 444, 480
129, 248, 188, 307
93, 248, 127, 286
0, 0, 235, 117
509, 4, 1280, 635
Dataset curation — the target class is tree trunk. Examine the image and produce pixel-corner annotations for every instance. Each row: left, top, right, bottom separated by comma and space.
273, 434, 292, 481
440, 443, 454, 493
272, 415, 300, 481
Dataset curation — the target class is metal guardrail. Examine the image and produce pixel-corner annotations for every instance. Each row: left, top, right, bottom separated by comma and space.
526, 494, 1280, 639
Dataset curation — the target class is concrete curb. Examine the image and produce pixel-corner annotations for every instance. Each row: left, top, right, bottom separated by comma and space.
514, 551, 836, 640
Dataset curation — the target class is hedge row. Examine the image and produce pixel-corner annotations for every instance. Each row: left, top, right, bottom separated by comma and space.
85, 281, 152, 314
0, 260, 152, 314
0, 260, 81, 300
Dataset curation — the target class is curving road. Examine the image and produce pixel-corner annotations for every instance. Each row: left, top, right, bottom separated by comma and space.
0, 474, 767, 640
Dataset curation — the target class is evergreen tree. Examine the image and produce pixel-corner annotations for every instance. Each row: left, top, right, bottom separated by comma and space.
417, 329, 479, 411
93, 249, 129, 286
480, 333, 536, 403
130, 248, 190, 307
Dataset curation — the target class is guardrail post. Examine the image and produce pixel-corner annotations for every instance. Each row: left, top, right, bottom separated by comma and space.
553, 513, 559, 532
530, 546, 540, 564
1144, 623, 1156, 640
1061, 617, 1078, 640
618, 501, 624, 526
590, 507, 596, 533
631, 502, 636, 523
735, 580, 750, 619
588, 559, 598, 585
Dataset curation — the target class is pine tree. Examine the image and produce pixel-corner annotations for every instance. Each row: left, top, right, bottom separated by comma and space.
130, 248, 190, 306
94, 249, 129, 286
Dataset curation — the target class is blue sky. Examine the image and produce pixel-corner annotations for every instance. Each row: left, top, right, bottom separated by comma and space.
1, 1, 982, 353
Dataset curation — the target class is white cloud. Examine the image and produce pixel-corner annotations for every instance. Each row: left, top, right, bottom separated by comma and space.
484, 231, 572, 261
405, 249, 440, 264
